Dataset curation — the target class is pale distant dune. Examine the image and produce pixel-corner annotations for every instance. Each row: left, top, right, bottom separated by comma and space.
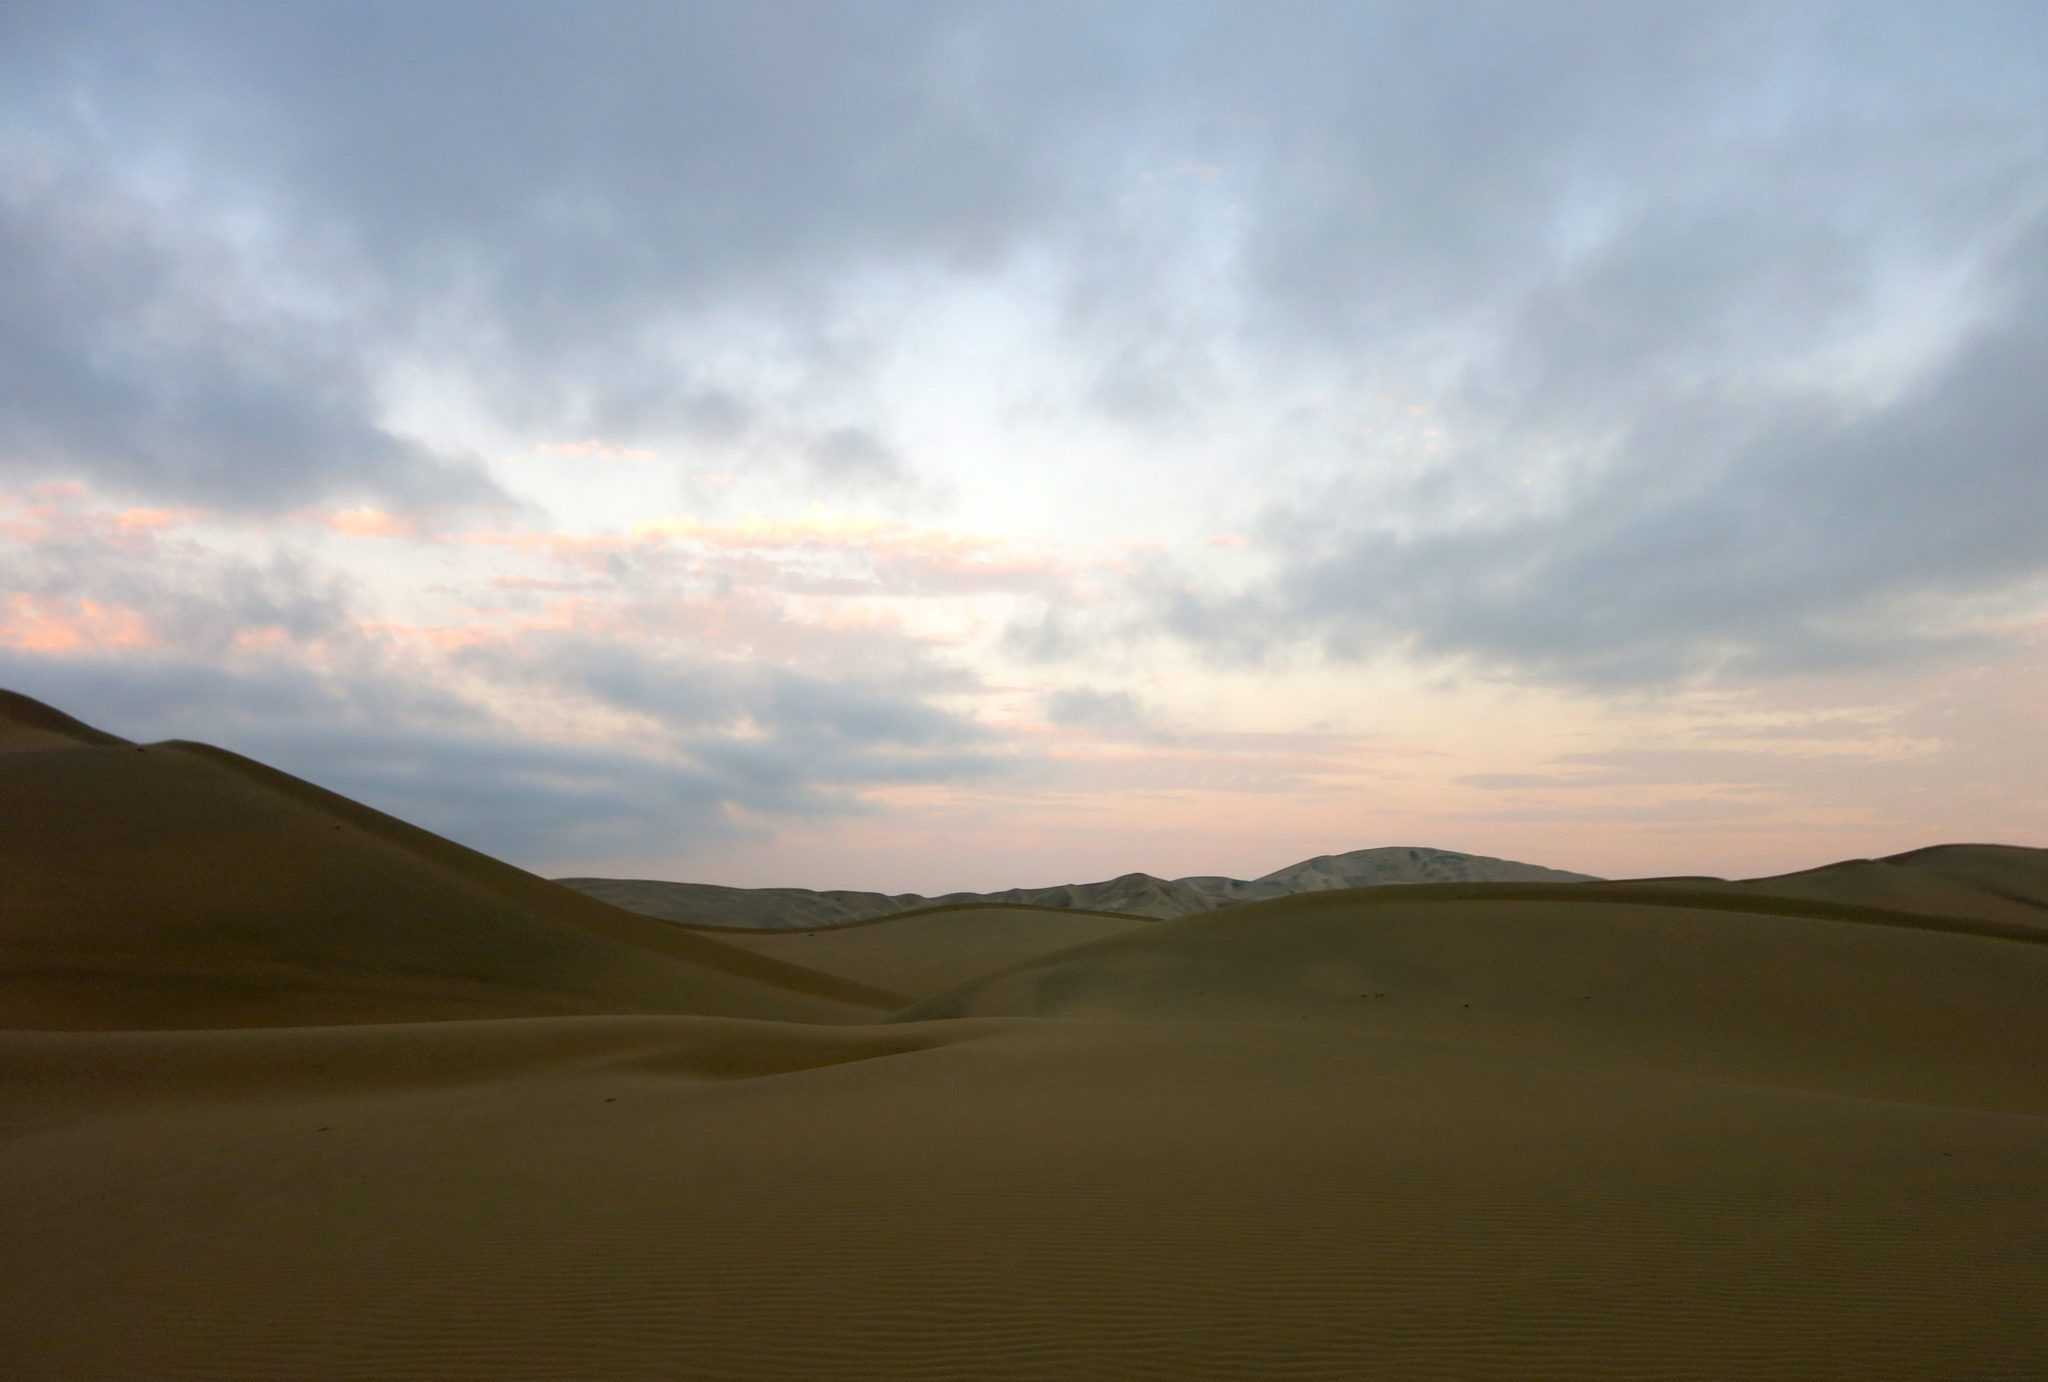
561, 844, 1598, 928
4, 687, 2046, 1379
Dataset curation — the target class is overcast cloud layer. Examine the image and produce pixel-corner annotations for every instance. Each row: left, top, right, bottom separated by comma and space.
3, 2, 2043, 884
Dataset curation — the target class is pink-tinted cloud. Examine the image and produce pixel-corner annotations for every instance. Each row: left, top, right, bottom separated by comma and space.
0, 594, 155, 653
323, 506, 417, 539
113, 507, 192, 533
0, 486, 197, 548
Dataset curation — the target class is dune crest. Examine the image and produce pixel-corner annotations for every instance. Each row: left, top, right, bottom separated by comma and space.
563, 844, 1597, 928
0, 693, 893, 1029
0, 687, 132, 753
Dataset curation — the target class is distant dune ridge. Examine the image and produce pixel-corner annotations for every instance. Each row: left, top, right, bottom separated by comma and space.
560, 845, 1599, 928
5, 685, 2048, 1380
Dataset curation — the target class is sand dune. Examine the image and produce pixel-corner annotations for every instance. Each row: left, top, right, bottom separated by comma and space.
562, 844, 1597, 928
0, 695, 891, 1028
0, 686, 132, 752
901, 883, 2048, 1113
699, 904, 1153, 997
1633, 843, 2048, 931
4, 687, 2046, 1379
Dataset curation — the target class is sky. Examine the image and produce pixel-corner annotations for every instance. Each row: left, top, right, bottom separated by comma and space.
3, 1, 2045, 889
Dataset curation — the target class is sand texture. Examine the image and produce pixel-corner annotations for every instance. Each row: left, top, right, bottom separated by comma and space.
4, 691, 2046, 1379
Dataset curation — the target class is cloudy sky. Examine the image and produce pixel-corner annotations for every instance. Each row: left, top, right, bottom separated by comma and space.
4, 2, 2044, 888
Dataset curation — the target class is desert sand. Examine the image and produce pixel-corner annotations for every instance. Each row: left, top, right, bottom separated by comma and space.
4, 688, 2046, 1378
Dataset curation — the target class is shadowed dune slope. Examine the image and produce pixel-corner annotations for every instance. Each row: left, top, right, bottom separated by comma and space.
1631, 842, 2048, 930
0, 687, 131, 753
692, 905, 1154, 998
900, 884, 2048, 1114
1878, 841, 2048, 911
0, 695, 896, 1028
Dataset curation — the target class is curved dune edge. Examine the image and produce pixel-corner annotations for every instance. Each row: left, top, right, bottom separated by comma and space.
696, 906, 1156, 998
668, 898, 1159, 934
0, 687, 132, 752
894, 886, 2048, 1116
0, 702, 904, 1029
1253, 877, 2048, 943
162, 741, 910, 1010
895, 879, 2048, 1024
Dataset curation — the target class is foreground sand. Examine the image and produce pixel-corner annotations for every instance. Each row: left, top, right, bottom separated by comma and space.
4, 691, 2046, 1377
7, 1011, 2045, 1379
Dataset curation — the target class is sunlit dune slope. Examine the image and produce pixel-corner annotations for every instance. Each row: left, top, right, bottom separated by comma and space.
900, 883, 2048, 1113
0, 693, 894, 1028
692, 904, 1153, 997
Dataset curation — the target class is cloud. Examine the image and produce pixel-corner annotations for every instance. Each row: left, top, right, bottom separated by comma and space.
10, 3, 2040, 531
460, 515, 1069, 600
1, 1, 1116, 489
1, 495, 354, 657
0, 150, 504, 514
1138, 201, 2048, 687
0, 621, 1007, 869
807, 428, 910, 489
1044, 686, 1151, 736
0, 647, 737, 863
0, 491, 1011, 866
5, 0, 2045, 881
